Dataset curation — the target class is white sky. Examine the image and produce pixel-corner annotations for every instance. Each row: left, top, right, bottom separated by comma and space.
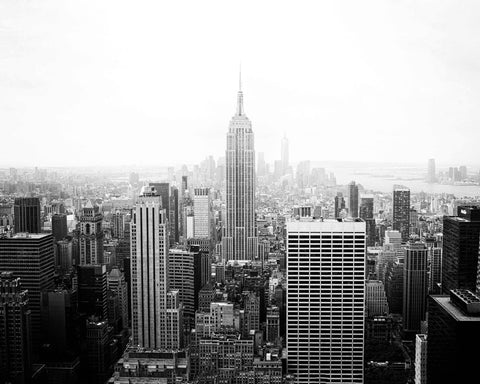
1, 0, 480, 167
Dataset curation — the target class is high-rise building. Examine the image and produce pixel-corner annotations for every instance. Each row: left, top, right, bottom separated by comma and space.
14, 197, 41, 234
281, 134, 289, 175
79, 201, 104, 265
334, 193, 345, 219
442, 206, 480, 294
393, 186, 410, 242
0, 233, 55, 351
107, 267, 129, 330
415, 334, 427, 384
85, 318, 113, 384
111, 211, 125, 239
241, 292, 260, 338
193, 187, 212, 239
130, 186, 182, 350
0, 272, 32, 384
286, 219, 365, 383
347, 181, 359, 218
427, 290, 480, 383
426, 158, 436, 183
403, 242, 428, 334
77, 264, 108, 320
52, 213, 68, 241
170, 186, 179, 244
360, 194, 375, 246
428, 247, 442, 294
265, 306, 280, 343
222, 78, 258, 261
365, 280, 389, 317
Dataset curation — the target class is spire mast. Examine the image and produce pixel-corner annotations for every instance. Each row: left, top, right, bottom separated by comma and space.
236, 64, 244, 116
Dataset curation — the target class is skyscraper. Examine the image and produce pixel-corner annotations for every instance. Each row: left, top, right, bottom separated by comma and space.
14, 197, 41, 234
334, 192, 345, 219
77, 264, 108, 321
130, 186, 182, 350
393, 186, 410, 242
51, 213, 67, 241
403, 242, 428, 334
281, 134, 289, 175
0, 272, 32, 384
427, 290, 480, 383
442, 206, 480, 294
79, 201, 104, 265
193, 187, 212, 239
286, 218, 365, 383
0, 233, 55, 351
347, 181, 359, 218
359, 194, 375, 246
222, 77, 258, 261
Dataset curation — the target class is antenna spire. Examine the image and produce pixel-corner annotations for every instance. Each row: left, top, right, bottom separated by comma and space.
236, 64, 244, 116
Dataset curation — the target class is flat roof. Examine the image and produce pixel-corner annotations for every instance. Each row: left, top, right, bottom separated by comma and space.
4, 233, 51, 239
431, 296, 480, 322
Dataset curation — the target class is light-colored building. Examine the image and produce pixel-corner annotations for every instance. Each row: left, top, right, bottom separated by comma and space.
286, 218, 366, 383
222, 79, 258, 261
415, 334, 427, 384
193, 187, 212, 238
79, 201, 104, 265
366, 280, 389, 317
130, 186, 182, 350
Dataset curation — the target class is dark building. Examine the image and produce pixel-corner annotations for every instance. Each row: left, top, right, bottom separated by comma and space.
170, 186, 179, 244
360, 195, 375, 246
393, 186, 410, 242
334, 193, 345, 219
403, 242, 428, 334
14, 197, 41, 234
0, 272, 32, 384
442, 206, 480, 294
77, 264, 107, 321
52, 213, 68, 241
347, 181, 359, 218
85, 318, 113, 384
0, 233, 55, 352
427, 290, 480, 383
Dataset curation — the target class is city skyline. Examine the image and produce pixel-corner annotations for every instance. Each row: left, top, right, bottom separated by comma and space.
2, 0, 480, 167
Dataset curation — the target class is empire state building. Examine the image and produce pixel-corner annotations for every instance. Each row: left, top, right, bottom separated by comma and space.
222, 78, 258, 261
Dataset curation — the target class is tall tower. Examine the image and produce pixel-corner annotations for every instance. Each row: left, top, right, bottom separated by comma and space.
193, 187, 212, 239
0, 272, 32, 384
79, 201, 104, 265
281, 134, 289, 175
14, 197, 41, 234
222, 75, 258, 261
403, 241, 428, 334
426, 158, 436, 183
347, 181, 359, 218
286, 218, 365, 383
393, 186, 410, 242
130, 186, 182, 350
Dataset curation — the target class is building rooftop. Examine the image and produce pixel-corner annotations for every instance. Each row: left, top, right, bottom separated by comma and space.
3, 233, 51, 239
431, 295, 480, 321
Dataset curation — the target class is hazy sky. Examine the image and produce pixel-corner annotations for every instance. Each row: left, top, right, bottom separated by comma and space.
1, 0, 480, 168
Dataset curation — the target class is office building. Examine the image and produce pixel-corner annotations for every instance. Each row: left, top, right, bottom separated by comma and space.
52, 213, 68, 241
85, 318, 112, 384
403, 242, 428, 334
14, 197, 41, 234
170, 186, 179, 244
415, 334, 427, 384
334, 193, 345, 219
286, 219, 365, 383
366, 280, 389, 317
222, 78, 258, 261
428, 247, 442, 294
265, 306, 280, 343
77, 264, 108, 320
0, 233, 55, 351
359, 194, 375, 246
347, 181, 359, 218
130, 186, 182, 350
442, 206, 480, 294
193, 187, 212, 239
0, 272, 32, 384
427, 290, 480, 383
107, 268, 129, 330
241, 292, 260, 338
393, 186, 410, 242
111, 211, 125, 239
79, 201, 104, 265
